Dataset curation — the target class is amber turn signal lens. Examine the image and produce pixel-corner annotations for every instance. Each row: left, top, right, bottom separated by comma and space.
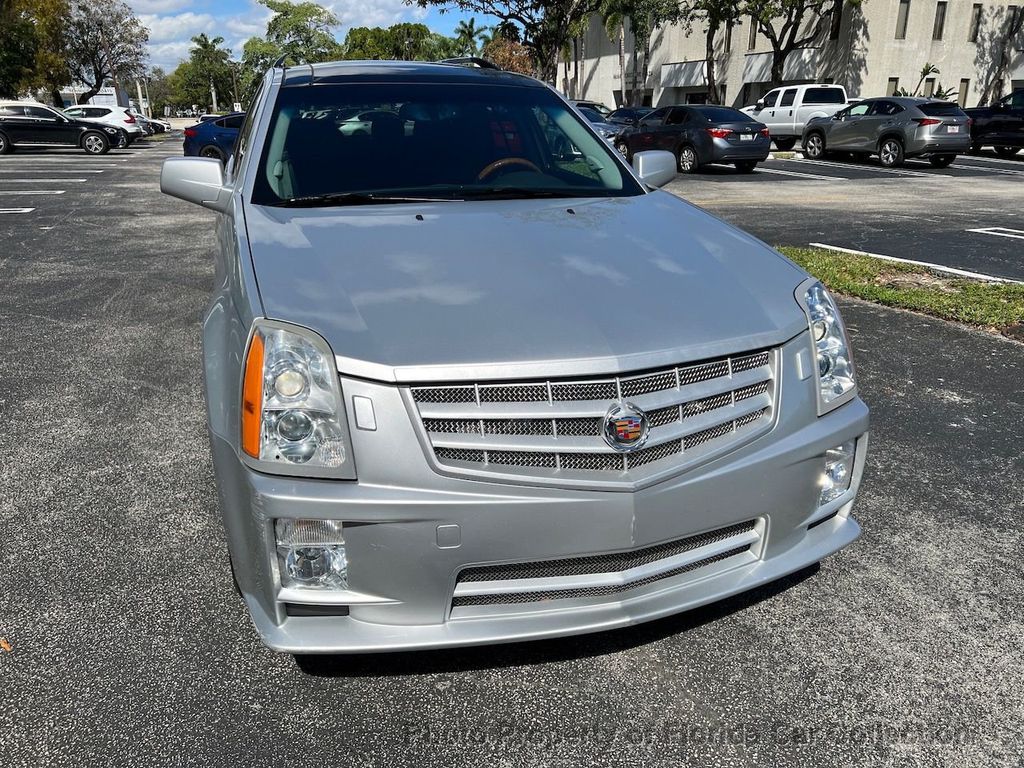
241, 332, 264, 457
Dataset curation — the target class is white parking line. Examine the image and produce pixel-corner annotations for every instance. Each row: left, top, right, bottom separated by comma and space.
0, 169, 104, 174
0, 190, 65, 195
793, 157, 949, 178
757, 167, 847, 181
809, 242, 1023, 283
950, 163, 1024, 176
954, 154, 1024, 166
966, 227, 1024, 240
0, 207, 35, 214
0, 178, 87, 183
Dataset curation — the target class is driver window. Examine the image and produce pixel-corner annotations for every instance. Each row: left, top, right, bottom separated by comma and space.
666, 108, 689, 125
642, 107, 670, 125
848, 103, 871, 117
762, 91, 779, 107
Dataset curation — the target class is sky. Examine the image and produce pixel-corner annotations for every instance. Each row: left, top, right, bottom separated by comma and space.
128, 0, 495, 71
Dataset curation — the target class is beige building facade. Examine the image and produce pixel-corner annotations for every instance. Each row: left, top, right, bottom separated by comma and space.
569, 1, 1024, 109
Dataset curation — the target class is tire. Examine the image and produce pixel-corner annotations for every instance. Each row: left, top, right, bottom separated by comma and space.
929, 154, 955, 168
199, 144, 225, 162
994, 146, 1021, 158
804, 132, 826, 159
677, 145, 701, 173
0, 131, 10, 155
773, 136, 797, 151
878, 137, 904, 167
81, 131, 110, 155
734, 160, 758, 173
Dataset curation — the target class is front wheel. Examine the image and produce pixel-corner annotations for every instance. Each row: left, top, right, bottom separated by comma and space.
677, 145, 701, 173
994, 146, 1021, 158
929, 154, 955, 168
734, 161, 758, 173
773, 136, 797, 151
878, 138, 904, 168
804, 132, 825, 159
0, 131, 11, 155
81, 131, 110, 155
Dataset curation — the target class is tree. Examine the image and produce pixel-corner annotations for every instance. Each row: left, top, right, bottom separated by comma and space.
483, 37, 533, 74
342, 23, 454, 60
454, 17, 486, 55
0, 0, 39, 98
744, 0, 854, 87
976, 5, 1024, 105
412, 0, 602, 83
239, 36, 279, 97
599, 0, 628, 106
64, 0, 148, 104
262, 0, 342, 63
188, 33, 235, 110
685, 0, 742, 105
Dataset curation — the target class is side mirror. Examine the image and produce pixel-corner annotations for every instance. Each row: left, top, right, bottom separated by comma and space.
632, 150, 676, 188
160, 156, 231, 213
755, 101, 765, 110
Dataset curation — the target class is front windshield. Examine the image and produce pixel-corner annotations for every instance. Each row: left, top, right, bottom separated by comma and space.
252, 82, 643, 206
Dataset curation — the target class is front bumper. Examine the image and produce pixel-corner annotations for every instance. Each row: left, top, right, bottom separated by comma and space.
212, 332, 869, 652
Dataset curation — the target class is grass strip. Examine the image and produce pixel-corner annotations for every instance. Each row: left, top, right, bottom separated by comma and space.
778, 246, 1024, 333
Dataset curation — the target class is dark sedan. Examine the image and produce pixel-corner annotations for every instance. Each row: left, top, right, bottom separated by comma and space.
621, 105, 770, 173
183, 112, 245, 162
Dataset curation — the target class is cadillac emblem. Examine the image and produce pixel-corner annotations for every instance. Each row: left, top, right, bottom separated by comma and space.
603, 402, 650, 452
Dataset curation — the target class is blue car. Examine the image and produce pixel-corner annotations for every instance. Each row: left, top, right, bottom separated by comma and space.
183, 112, 245, 161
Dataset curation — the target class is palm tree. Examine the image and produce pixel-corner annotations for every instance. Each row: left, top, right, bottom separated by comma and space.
600, 0, 629, 107
454, 17, 485, 56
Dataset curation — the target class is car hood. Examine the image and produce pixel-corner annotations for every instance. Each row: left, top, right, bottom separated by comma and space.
243, 192, 808, 382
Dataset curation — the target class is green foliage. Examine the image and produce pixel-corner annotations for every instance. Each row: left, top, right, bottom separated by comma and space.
64, 0, 149, 102
779, 247, 1024, 330
0, 8, 37, 98
262, 0, 342, 63
454, 17, 486, 55
168, 34, 235, 111
341, 23, 455, 61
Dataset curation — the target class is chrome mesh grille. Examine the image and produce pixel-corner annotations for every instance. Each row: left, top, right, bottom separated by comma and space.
458, 521, 756, 582
412, 348, 776, 484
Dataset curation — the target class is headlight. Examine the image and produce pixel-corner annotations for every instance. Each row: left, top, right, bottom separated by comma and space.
241, 321, 356, 478
797, 280, 856, 414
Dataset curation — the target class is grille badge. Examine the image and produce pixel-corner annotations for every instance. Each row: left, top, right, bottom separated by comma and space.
603, 402, 650, 452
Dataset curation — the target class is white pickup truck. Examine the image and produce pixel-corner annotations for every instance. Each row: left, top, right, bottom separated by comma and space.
741, 84, 852, 150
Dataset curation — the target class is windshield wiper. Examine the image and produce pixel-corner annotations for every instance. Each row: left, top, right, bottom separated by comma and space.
270, 191, 448, 208
457, 187, 587, 200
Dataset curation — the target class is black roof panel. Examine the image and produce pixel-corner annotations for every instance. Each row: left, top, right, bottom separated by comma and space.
281, 60, 542, 88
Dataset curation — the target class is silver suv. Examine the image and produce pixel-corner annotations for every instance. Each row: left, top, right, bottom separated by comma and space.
161, 61, 869, 654
802, 97, 971, 168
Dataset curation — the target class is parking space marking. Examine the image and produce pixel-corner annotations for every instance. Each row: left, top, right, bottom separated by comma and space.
966, 227, 1024, 240
0, 178, 87, 183
756, 167, 848, 181
0, 207, 35, 214
809, 242, 1023, 283
0, 190, 65, 195
950, 163, 1024, 176
953, 154, 1024, 165
793, 157, 949, 178
0, 169, 105, 174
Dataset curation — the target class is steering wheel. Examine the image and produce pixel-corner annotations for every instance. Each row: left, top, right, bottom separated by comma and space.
477, 157, 541, 181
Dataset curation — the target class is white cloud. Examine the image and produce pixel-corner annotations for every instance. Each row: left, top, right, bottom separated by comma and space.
128, 0, 194, 12
328, 0, 426, 30
139, 12, 215, 42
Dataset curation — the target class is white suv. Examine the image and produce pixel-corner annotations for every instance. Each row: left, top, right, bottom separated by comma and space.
61, 104, 144, 145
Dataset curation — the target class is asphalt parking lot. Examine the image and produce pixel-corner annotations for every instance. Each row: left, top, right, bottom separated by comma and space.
668, 150, 1024, 282
2, 138, 1023, 767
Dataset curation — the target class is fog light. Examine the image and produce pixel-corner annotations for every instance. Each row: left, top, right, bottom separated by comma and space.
819, 441, 855, 505
275, 519, 347, 589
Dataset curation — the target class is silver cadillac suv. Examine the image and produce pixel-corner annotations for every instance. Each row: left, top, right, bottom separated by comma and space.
161, 61, 868, 654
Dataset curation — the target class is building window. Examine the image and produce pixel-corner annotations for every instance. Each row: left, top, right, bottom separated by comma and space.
748, 17, 758, 50
725, 22, 733, 53
968, 3, 983, 41
830, 1, 843, 39
923, 77, 935, 97
886, 77, 900, 96
932, 2, 947, 39
895, 0, 911, 39
958, 78, 970, 107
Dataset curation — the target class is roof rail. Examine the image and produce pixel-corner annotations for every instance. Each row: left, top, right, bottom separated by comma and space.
272, 54, 289, 69
438, 57, 502, 71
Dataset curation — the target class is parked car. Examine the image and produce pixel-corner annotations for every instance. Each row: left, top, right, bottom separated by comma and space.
198, 113, 222, 122
607, 107, 653, 127
964, 88, 1023, 157
577, 105, 620, 141
802, 97, 971, 167
0, 100, 120, 155
183, 112, 244, 161
622, 104, 771, 172
160, 60, 868, 655
742, 84, 851, 150
571, 99, 612, 117
61, 103, 144, 145
134, 113, 156, 136
151, 117, 173, 132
